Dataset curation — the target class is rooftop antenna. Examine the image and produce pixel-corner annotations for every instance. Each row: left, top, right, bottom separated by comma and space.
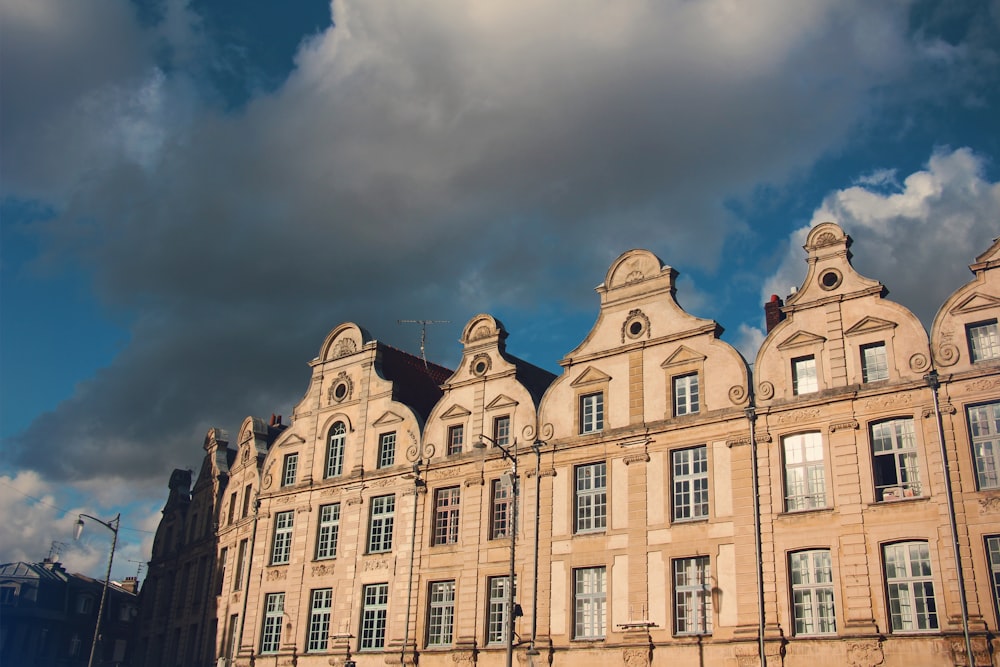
127, 559, 146, 580
397, 320, 450, 368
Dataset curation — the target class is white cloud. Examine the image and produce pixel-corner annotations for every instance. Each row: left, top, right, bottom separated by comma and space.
762, 147, 1000, 326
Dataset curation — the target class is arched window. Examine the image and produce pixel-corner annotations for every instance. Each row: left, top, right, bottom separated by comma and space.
325, 422, 346, 478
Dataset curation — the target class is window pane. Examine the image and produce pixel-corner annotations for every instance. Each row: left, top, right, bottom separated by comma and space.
316, 503, 341, 560
673, 557, 711, 635
307, 589, 332, 652
968, 402, 1000, 490
861, 343, 889, 382
378, 432, 396, 469
580, 393, 604, 433
368, 495, 395, 553
427, 581, 456, 646
674, 373, 700, 416
783, 433, 826, 510
790, 550, 836, 635
871, 418, 921, 501
360, 583, 389, 650
575, 462, 607, 532
434, 487, 461, 545
884, 542, 938, 632
793, 356, 817, 395
673, 446, 708, 521
574, 567, 606, 639
968, 321, 1000, 362
326, 422, 346, 478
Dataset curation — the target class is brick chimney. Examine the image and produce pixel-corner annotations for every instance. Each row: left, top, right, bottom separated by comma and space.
765, 294, 785, 333
120, 576, 139, 594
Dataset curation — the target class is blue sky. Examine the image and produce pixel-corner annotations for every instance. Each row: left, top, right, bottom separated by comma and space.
2, 0, 999, 579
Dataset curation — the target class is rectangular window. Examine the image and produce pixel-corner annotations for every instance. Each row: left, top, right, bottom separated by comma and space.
360, 583, 389, 650
307, 588, 333, 652
674, 556, 712, 635
260, 593, 285, 654
433, 487, 461, 546
574, 566, 607, 639
673, 446, 709, 521
281, 453, 298, 487
884, 542, 938, 631
490, 478, 512, 539
871, 418, 921, 501
861, 343, 889, 382
378, 432, 396, 469
987, 536, 1000, 622
783, 433, 826, 511
226, 613, 239, 660
486, 576, 513, 645
427, 581, 456, 647
271, 511, 294, 565
326, 422, 346, 478
448, 424, 464, 455
579, 392, 604, 433
790, 550, 836, 635
216, 548, 227, 596
493, 416, 511, 448
792, 356, 818, 395
234, 540, 247, 592
367, 495, 395, 553
228, 493, 237, 525
968, 402, 1000, 490
575, 462, 607, 533
316, 503, 341, 560
968, 320, 1000, 362
242, 484, 253, 518
673, 373, 700, 416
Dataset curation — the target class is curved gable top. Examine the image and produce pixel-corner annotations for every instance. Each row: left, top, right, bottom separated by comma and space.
461, 314, 508, 348
318, 322, 374, 362
598, 249, 675, 306
784, 222, 883, 308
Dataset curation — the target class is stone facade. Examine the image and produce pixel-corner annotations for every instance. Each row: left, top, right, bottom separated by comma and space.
139, 223, 1000, 667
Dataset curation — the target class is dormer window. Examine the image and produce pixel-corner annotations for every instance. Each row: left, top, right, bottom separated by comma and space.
968, 320, 1000, 362
580, 393, 604, 434
861, 343, 889, 382
792, 356, 817, 395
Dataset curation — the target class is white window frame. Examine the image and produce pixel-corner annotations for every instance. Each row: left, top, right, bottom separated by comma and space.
672, 445, 708, 521
579, 392, 604, 434
861, 342, 889, 382
326, 422, 346, 478
673, 556, 712, 635
307, 588, 333, 652
378, 431, 396, 469
427, 580, 456, 647
360, 583, 389, 650
493, 415, 511, 448
448, 424, 464, 456
486, 576, 513, 645
871, 418, 922, 501
573, 566, 607, 639
281, 453, 298, 487
987, 535, 1000, 622
673, 373, 700, 416
783, 432, 826, 511
884, 541, 938, 632
260, 592, 284, 654
968, 402, 1000, 490
490, 478, 512, 540
315, 503, 341, 560
270, 511, 294, 565
968, 320, 1000, 362
433, 487, 461, 546
792, 356, 818, 395
575, 462, 607, 533
790, 549, 836, 635
367, 495, 395, 553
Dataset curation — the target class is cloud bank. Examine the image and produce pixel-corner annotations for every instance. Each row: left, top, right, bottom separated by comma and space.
1, 0, 997, 520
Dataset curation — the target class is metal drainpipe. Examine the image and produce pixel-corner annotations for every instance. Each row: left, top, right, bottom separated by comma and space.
528, 440, 542, 663
401, 460, 423, 666
507, 452, 519, 667
925, 370, 974, 667
745, 405, 766, 667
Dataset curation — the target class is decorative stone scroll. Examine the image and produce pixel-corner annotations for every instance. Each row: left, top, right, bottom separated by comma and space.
829, 419, 859, 433
265, 569, 287, 581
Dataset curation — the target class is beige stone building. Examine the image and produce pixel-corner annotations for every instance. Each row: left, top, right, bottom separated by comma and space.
140, 223, 1000, 667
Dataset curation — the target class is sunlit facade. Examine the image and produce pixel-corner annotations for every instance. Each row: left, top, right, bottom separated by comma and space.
139, 223, 999, 667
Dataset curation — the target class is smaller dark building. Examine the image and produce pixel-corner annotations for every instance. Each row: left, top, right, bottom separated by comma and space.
0, 558, 139, 667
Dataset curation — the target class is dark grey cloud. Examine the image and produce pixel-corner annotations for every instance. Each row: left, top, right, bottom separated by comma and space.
3, 0, 997, 492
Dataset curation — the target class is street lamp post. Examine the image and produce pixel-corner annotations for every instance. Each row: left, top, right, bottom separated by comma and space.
74, 512, 121, 667
474, 434, 518, 667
